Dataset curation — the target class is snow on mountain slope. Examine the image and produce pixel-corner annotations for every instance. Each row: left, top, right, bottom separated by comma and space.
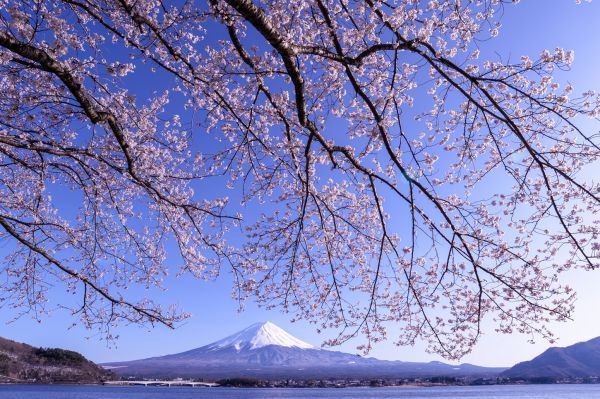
206, 321, 313, 350
101, 321, 507, 379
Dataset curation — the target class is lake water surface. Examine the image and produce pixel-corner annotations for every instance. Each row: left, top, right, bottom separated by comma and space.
1, 384, 600, 399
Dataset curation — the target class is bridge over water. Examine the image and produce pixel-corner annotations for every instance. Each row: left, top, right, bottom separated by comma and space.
104, 380, 219, 387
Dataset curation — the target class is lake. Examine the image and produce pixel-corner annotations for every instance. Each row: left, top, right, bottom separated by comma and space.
1, 385, 600, 399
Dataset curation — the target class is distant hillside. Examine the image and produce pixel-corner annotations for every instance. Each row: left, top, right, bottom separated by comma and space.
0, 336, 113, 384
501, 337, 600, 379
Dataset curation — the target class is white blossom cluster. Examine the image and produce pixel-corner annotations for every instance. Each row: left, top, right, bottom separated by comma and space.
0, 0, 599, 358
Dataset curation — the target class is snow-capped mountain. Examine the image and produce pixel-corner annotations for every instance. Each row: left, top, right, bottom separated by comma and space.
205, 321, 313, 351
102, 321, 505, 379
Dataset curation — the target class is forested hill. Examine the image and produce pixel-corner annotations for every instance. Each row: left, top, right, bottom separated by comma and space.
501, 337, 600, 380
0, 336, 113, 384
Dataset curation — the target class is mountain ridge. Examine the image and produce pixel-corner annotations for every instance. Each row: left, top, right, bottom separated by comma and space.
501, 336, 600, 379
102, 321, 505, 380
0, 336, 114, 384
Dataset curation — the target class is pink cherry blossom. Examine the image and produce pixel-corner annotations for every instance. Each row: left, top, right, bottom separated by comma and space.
0, 0, 598, 359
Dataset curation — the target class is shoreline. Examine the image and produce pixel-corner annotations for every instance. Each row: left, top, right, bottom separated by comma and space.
2, 380, 600, 388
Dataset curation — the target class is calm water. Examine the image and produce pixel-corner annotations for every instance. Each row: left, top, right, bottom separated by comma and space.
1, 385, 600, 399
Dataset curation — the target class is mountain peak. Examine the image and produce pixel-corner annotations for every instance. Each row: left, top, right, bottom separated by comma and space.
206, 321, 313, 351
501, 335, 600, 379
101, 321, 507, 379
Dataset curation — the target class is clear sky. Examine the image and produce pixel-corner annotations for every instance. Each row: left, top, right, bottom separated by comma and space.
2, 0, 600, 368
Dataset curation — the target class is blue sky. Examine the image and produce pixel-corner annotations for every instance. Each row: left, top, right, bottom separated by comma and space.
2, 0, 600, 368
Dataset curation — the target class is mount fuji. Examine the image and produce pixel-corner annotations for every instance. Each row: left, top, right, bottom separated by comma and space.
204, 321, 314, 351
102, 321, 504, 379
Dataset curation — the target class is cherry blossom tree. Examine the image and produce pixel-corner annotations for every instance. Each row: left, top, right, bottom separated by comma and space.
1, 0, 599, 359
